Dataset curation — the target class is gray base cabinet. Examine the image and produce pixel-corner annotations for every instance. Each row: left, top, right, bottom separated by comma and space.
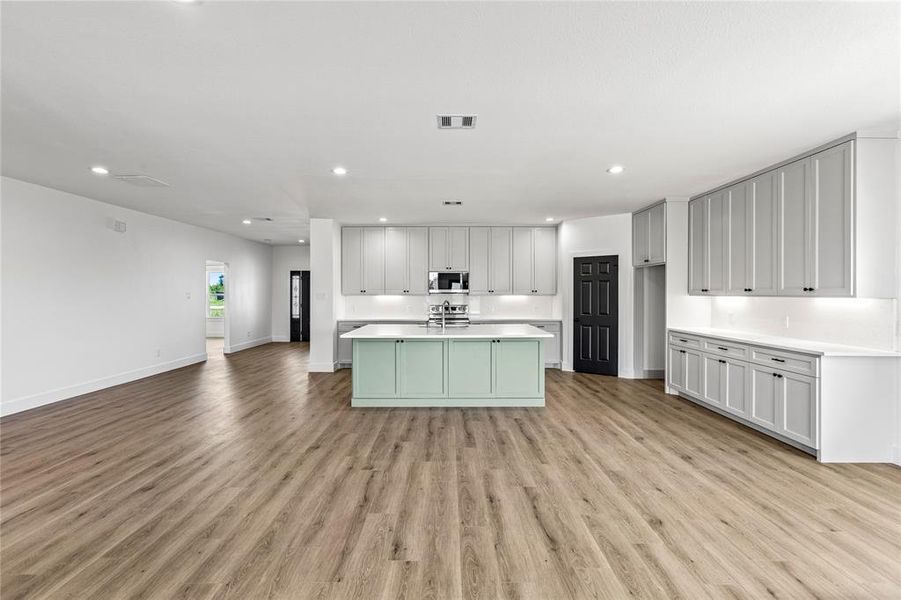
669, 330, 818, 452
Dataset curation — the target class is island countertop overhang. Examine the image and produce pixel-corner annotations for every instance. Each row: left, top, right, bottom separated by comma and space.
340, 323, 554, 340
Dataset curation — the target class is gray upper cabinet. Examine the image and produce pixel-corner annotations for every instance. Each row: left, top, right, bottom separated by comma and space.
808, 142, 853, 297
468, 227, 490, 294
513, 227, 557, 295
342, 227, 364, 295
470, 227, 513, 295
632, 202, 665, 267
429, 227, 469, 271
688, 193, 726, 294
692, 138, 856, 298
385, 227, 429, 294
343, 227, 386, 295
750, 172, 778, 295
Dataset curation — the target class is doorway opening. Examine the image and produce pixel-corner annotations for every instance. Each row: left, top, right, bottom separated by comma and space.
290, 270, 310, 342
633, 264, 666, 379
206, 260, 229, 357
572, 255, 618, 376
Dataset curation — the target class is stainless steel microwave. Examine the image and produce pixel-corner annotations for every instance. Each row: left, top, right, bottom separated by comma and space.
428, 271, 469, 294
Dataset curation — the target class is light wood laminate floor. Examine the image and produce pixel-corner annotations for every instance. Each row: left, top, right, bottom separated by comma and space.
2, 342, 899, 599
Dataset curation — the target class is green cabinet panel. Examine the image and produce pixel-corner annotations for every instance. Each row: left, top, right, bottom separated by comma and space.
494, 340, 543, 398
448, 340, 494, 397
352, 340, 398, 397
399, 340, 447, 398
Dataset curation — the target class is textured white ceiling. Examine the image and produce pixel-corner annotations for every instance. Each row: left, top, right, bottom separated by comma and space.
2, 1, 898, 244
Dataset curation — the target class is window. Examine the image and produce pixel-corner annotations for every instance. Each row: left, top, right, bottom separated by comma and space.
208, 271, 224, 318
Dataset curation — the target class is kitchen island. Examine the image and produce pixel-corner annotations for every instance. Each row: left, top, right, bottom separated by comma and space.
340, 323, 553, 407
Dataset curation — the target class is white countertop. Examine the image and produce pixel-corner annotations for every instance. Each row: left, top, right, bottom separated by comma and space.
670, 327, 901, 358
341, 323, 554, 339
338, 316, 560, 323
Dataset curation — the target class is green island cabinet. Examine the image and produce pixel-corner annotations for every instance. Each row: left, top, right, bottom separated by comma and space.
351, 338, 545, 407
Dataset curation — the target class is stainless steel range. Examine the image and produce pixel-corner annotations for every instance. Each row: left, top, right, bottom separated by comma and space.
427, 301, 470, 328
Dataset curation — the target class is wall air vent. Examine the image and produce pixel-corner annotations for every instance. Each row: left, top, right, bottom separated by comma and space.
442, 201, 463, 206
437, 115, 477, 129
112, 174, 169, 187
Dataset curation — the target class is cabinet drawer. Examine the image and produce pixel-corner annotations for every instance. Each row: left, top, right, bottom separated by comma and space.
702, 339, 749, 360
750, 347, 819, 377
669, 332, 702, 349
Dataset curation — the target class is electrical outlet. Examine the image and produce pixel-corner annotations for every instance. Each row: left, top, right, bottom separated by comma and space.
247, 331, 251, 339
155, 349, 161, 358
784, 315, 790, 329
185, 292, 191, 300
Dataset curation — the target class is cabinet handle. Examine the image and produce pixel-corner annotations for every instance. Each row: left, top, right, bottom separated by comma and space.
643, 259, 649, 263
770, 358, 785, 363
776, 373, 783, 378
717, 346, 728, 351
680, 350, 686, 354
718, 359, 726, 364
678, 338, 688, 342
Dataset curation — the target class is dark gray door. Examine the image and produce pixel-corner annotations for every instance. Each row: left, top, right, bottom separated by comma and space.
572, 256, 618, 375
290, 271, 310, 342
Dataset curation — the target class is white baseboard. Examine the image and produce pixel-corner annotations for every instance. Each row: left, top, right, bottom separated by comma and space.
225, 336, 271, 354
0, 353, 208, 417
893, 445, 901, 467
562, 361, 573, 372
271, 335, 290, 342
308, 361, 337, 373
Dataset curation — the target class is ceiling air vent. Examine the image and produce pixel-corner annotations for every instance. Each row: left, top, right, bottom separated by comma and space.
437, 115, 477, 129
113, 174, 170, 187
442, 200, 463, 206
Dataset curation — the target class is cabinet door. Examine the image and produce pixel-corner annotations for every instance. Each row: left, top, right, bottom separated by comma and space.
750, 172, 778, 295
749, 366, 778, 430
341, 227, 363, 295
701, 355, 724, 407
468, 227, 490, 294
532, 228, 557, 294
512, 227, 534, 294
362, 227, 386, 294
809, 141, 853, 297
489, 227, 513, 294
429, 227, 449, 271
337, 327, 356, 365
448, 340, 494, 397
648, 203, 666, 264
494, 340, 543, 397
683, 349, 702, 398
398, 340, 447, 398
633, 209, 650, 265
384, 227, 408, 294
668, 346, 685, 391
406, 227, 430, 295
778, 371, 817, 447
726, 184, 750, 294
707, 191, 727, 294
688, 199, 706, 294
352, 340, 398, 398
778, 159, 810, 295
449, 227, 469, 270
723, 359, 749, 417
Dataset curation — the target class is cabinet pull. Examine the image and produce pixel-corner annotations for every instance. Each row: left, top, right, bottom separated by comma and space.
643, 259, 649, 263
717, 346, 728, 351
678, 338, 688, 342
776, 373, 783, 378
718, 359, 726, 364
680, 350, 686, 354
770, 358, 785, 363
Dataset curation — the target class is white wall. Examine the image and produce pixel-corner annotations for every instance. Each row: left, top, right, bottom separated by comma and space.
309, 218, 341, 371
0, 177, 273, 416
271, 245, 310, 341
558, 213, 634, 376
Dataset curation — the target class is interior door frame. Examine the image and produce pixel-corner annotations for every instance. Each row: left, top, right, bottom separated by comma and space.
568, 252, 619, 376
290, 270, 310, 342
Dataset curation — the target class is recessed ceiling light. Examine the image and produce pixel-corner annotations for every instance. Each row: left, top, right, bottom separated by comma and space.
91, 166, 109, 175
607, 165, 625, 175
332, 166, 347, 176
379, 217, 387, 222
242, 219, 252, 225
298, 239, 305, 244
545, 217, 554, 222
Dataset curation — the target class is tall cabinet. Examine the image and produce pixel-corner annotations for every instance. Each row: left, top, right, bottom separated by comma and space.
632, 202, 666, 266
